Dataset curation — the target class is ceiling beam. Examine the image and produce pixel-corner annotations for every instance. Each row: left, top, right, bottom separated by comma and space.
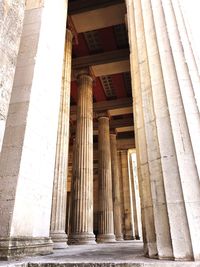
92, 60, 130, 77
68, 0, 124, 15
72, 49, 129, 69
116, 126, 134, 133
70, 97, 132, 115
108, 107, 133, 117
70, 117, 134, 134
94, 117, 134, 130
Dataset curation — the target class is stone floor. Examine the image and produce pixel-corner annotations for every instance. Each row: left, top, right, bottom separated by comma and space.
0, 241, 200, 267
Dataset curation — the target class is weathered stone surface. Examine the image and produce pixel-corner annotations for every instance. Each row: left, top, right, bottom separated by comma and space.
0, 0, 67, 259
0, 241, 200, 267
0, 0, 25, 149
0, 237, 53, 260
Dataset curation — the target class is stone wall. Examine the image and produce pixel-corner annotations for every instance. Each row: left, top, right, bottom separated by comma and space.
0, 0, 68, 259
0, 0, 25, 150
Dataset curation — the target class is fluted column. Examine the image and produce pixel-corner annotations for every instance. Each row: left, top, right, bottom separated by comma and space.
126, 0, 200, 260
68, 69, 95, 245
97, 117, 115, 243
93, 174, 99, 237
120, 150, 134, 240
110, 133, 123, 241
117, 151, 125, 236
126, 1, 157, 257
128, 151, 142, 240
50, 29, 73, 249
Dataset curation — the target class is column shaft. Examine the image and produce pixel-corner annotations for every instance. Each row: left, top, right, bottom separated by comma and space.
128, 152, 142, 240
50, 29, 73, 249
126, 0, 158, 257
117, 151, 125, 236
93, 174, 99, 237
110, 134, 123, 241
68, 70, 95, 245
97, 117, 115, 242
120, 150, 134, 240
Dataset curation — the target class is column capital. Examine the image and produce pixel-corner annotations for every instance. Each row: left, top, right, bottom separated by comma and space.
110, 130, 117, 136
98, 115, 110, 121
120, 150, 128, 158
66, 28, 73, 40
74, 68, 94, 82
67, 16, 79, 45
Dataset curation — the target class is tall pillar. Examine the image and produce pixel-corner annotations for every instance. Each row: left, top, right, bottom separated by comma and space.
110, 133, 123, 241
50, 29, 73, 249
128, 151, 142, 240
65, 192, 71, 236
68, 69, 95, 245
126, 0, 200, 261
66, 137, 75, 236
120, 150, 134, 240
0, 1, 25, 150
93, 174, 99, 237
117, 151, 125, 236
97, 117, 115, 243
126, 1, 157, 257
0, 0, 67, 259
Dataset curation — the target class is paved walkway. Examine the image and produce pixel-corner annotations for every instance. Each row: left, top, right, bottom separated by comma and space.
0, 241, 200, 267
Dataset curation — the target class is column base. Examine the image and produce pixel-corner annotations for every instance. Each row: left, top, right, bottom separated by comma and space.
97, 234, 116, 243
135, 235, 141, 240
115, 235, 124, 241
50, 231, 68, 249
144, 242, 158, 259
0, 237, 53, 260
124, 234, 135, 240
68, 232, 96, 245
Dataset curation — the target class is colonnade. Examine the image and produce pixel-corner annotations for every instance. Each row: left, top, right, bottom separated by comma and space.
0, 0, 199, 262
48, 29, 141, 244
52, 63, 141, 246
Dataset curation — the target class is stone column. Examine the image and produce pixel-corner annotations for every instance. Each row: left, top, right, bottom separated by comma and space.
93, 174, 99, 238
126, 1, 157, 257
128, 151, 142, 240
65, 192, 71, 236
97, 117, 115, 243
120, 150, 134, 240
126, 0, 200, 261
117, 151, 125, 236
0, 0, 67, 259
0, 1, 25, 151
68, 69, 95, 245
50, 29, 73, 249
110, 133, 123, 241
